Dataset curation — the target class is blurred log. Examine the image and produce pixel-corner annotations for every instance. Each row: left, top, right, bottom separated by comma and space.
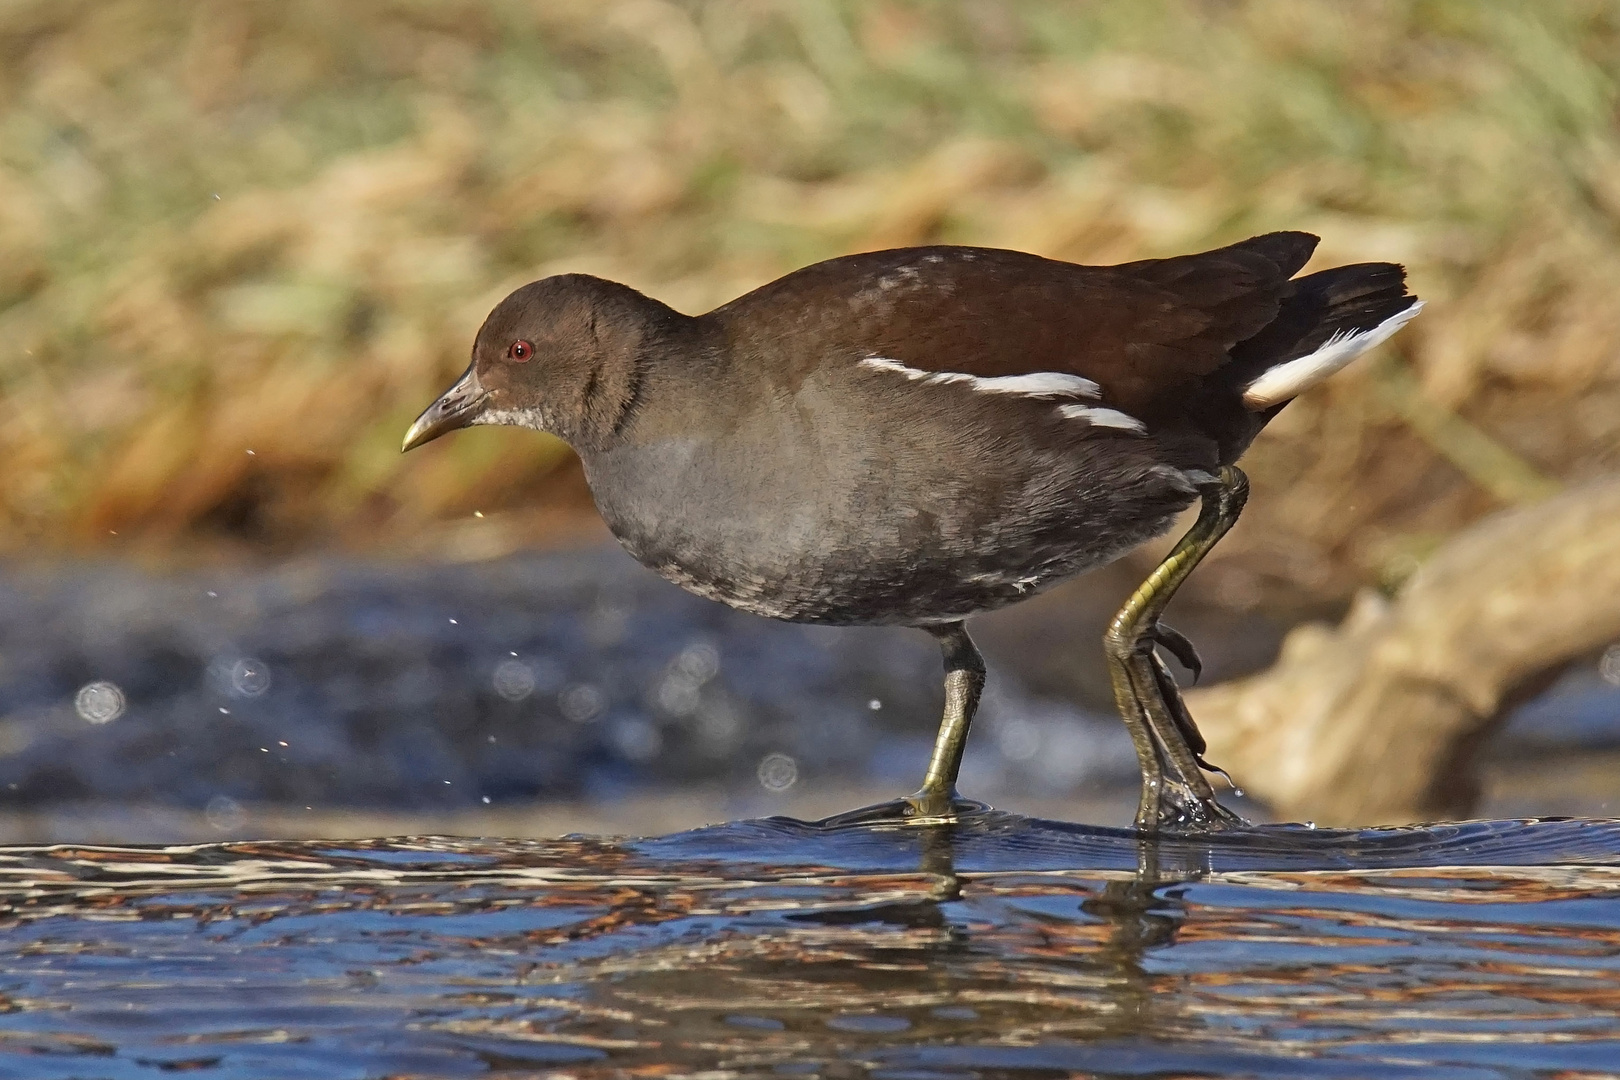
1189, 476, 1620, 826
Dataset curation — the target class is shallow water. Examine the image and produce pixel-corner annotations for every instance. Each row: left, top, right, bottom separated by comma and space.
3, 810, 1618, 1079
4, 551, 1618, 839
0, 552, 1140, 817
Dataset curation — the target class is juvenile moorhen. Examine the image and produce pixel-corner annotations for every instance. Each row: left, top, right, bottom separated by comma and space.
404, 233, 1421, 830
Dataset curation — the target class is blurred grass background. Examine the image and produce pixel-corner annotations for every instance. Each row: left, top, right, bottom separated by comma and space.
2, 0, 1618, 609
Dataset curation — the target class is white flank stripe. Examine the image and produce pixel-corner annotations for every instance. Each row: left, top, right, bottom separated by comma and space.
860, 356, 1100, 399
1057, 404, 1147, 433
1243, 301, 1425, 409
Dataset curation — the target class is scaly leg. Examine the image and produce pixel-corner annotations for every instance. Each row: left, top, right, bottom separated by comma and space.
1106, 465, 1249, 831
907, 621, 987, 819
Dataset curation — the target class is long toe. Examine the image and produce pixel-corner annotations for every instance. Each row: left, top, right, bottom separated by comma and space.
817, 797, 918, 828
1149, 622, 1203, 684
816, 792, 991, 828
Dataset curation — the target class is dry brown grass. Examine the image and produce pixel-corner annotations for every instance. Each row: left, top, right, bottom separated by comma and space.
2, 1, 1618, 601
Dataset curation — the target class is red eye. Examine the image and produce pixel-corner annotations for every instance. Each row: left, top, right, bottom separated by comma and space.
507, 339, 533, 362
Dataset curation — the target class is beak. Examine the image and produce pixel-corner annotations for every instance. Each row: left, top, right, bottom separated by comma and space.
402, 364, 489, 452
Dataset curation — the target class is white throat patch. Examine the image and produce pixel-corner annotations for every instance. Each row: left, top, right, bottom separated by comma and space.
474, 406, 551, 431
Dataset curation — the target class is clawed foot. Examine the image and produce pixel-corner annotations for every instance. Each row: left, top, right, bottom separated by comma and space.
1139, 775, 1245, 832
1132, 660, 1245, 832
1110, 467, 1253, 835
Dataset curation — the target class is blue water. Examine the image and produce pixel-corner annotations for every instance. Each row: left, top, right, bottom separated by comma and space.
0, 810, 1616, 1078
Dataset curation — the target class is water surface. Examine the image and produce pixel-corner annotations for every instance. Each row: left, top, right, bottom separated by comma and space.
2, 810, 1617, 1078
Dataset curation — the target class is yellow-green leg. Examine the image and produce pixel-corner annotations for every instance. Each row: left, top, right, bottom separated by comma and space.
818, 621, 988, 829
907, 621, 987, 819
1106, 465, 1249, 831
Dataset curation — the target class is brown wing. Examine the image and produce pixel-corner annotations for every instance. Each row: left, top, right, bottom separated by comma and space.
713, 232, 1317, 415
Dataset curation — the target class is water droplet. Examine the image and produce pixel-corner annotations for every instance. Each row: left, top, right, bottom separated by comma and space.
481, 795, 491, 804
229, 658, 271, 697
868, 699, 882, 711
245, 449, 255, 456
206, 591, 218, 598
492, 659, 536, 701
996, 717, 1041, 761
757, 752, 798, 792
448, 618, 458, 625
205, 795, 245, 832
1600, 643, 1620, 687
473, 510, 484, 518
277, 740, 288, 747
611, 718, 662, 761
655, 674, 701, 717
559, 684, 605, 723
74, 681, 125, 724
585, 597, 630, 647
697, 702, 743, 752
675, 641, 720, 683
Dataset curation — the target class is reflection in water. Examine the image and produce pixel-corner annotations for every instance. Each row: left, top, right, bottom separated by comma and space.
0, 813, 1617, 1077
1083, 865, 1190, 1043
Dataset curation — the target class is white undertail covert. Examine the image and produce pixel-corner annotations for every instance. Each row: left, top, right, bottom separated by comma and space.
1242, 301, 1425, 409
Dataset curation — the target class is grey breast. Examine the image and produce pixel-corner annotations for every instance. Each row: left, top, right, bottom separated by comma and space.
580, 357, 1194, 625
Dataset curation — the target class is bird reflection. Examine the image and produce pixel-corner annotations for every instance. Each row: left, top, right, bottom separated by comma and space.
1080, 839, 1200, 1039
785, 818, 1203, 1043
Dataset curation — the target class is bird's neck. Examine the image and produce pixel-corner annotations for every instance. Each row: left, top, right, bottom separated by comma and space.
579, 310, 728, 451
561, 287, 708, 453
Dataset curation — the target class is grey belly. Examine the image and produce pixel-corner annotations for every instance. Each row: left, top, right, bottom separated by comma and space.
584, 438, 1192, 627
649, 510, 1181, 626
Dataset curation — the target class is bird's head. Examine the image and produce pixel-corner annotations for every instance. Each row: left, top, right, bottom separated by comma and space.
402, 274, 668, 454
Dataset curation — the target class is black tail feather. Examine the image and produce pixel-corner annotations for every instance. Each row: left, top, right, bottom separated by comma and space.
1194, 258, 1419, 461
1230, 231, 1319, 278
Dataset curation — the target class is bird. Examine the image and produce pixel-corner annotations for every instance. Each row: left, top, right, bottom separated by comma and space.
403, 232, 1421, 831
